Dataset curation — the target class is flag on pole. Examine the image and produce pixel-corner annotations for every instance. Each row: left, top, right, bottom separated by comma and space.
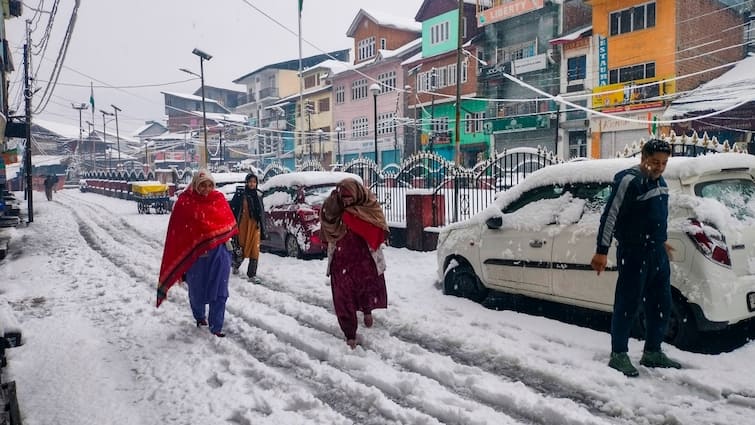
298, 0, 303, 14
89, 82, 95, 110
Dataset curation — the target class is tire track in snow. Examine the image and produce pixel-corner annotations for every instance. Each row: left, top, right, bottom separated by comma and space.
57, 195, 423, 424
229, 277, 614, 425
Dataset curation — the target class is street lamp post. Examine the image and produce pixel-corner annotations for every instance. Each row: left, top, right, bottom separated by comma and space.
111, 104, 122, 167
72, 103, 88, 170
369, 83, 381, 167
316, 129, 323, 162
85, 121, 95, 169
100, 109, 114, 169
181, 48, 213, 168
335, 126, 342, 165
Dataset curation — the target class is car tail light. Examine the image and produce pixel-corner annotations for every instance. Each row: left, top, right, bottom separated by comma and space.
310, 233, 321, 245
297, 209, 318, 222
686, 219, 731, 267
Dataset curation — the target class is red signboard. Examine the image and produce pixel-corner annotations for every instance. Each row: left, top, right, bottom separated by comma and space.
477, 0, 544, 27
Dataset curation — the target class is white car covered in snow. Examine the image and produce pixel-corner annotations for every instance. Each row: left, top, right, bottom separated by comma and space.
437, 153, 755, 348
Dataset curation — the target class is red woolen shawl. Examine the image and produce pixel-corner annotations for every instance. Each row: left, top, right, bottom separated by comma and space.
157, 189, 238, 307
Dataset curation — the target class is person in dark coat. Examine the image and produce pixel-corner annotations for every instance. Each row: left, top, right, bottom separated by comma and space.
320, 178, 388, 349
43, 174, 59, 201
591, 139, 681, 377
228, 173, 266, 282
157, 170, 238, 337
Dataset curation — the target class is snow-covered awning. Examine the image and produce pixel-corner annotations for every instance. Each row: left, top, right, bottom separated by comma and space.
663, 54, 755, 118
549, 26, 592, 45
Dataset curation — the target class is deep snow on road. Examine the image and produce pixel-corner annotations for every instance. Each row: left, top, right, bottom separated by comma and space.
1, 189, 755, 425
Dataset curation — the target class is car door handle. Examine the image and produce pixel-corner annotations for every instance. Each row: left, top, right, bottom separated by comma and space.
529, 240, 546, 248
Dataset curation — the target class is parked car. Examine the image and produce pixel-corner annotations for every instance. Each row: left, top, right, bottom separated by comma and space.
437, 153, 755, 348
260, 171, 361, 258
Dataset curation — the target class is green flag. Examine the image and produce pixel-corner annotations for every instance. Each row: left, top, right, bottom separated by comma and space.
298, 0, 303, 14
89, 82, 95, 110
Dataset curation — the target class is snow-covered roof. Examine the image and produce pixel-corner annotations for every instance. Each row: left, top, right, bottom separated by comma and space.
32, 119, 83, 139
161, 91, 224, 106
549, 25, 592, 45
346, 9, 421, 38
305, 59, 353, 75
663, 54, 755, 118
377, 38, 422, 61
260, 171, 362, 191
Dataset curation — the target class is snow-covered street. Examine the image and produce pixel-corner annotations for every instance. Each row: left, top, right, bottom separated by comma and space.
2, 189, 755, 425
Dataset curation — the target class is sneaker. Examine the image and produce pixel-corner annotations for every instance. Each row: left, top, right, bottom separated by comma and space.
232, 267, 239, 275
363, 313, 373, 328
213, 331, 226, 338
608, 352, 639, 377
196, 319, 208, 327
640, 351, 682, 369
248, 276, 262, 284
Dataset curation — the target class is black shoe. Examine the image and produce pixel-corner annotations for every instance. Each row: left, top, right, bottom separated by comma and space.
213, 331, 226, 338
196, 319, 208, 327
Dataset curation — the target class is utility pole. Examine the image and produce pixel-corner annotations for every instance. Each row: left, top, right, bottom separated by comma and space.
72, 103, 88, 175
454, 0, 463, 165
111, 104, 122, 166
23, 19, 34, 222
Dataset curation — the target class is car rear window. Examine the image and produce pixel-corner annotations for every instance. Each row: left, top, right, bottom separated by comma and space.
695, 178, 755, 220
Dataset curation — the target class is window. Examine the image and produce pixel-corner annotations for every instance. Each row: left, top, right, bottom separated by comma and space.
417, 71, 430, 92
461, 60, 468, 83
430, 21, 450, 45
318, 98, 330, 112
609, 2, 656, 36
358, 37, 376, 61
352, 78, 368, 100
335, 85, 345, 104
504, 185, 565, 214
432, 117, 449, 134
378, 112, 395, 135
377, 71, 396, 93
568, 131, 588, 159
465, 112, 485, 134
380, 38, 387, 49
495, 40, 536, 64
304, 75, 317, 89
608, 62, 655, 84
567, 56, 586, 82
335, 120, 346, 133
352, 117, 369, 138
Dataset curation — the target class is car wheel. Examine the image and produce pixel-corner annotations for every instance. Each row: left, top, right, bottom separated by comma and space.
443, 262, 489, 303
636, 296, 699, 349
285, 234, 301, 258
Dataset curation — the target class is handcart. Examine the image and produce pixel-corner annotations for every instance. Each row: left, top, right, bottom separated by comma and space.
131, 181, 170, 214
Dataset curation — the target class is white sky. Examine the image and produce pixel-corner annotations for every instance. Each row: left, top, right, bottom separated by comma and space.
2, 184, 755, 424
4, 0, 425, 135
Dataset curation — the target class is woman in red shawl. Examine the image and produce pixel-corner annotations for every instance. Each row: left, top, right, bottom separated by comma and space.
320, 178, 389, 349
157, 170, 238, 337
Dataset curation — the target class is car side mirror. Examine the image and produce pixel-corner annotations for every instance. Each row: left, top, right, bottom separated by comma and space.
486, 216, 503, 229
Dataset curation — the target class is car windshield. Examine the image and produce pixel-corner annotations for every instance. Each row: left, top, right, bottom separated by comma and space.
695, 178, 755, 221
304, 185, 336, 206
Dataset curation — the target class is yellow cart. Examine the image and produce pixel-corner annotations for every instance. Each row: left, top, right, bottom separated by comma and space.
131, 181, 170, 214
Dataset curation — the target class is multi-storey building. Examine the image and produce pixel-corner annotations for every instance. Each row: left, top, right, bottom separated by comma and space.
233, 50, 350, 168
331, 9, 421, 166
404, 0, 485, 167
475, 0, 563, 156
294, 59, 351, 167
548, 0, 592, 159
587, 0, 745, 157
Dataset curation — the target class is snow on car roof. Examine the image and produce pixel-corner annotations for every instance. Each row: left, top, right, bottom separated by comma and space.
452, 153, 755, 231
259, 171, 362, 191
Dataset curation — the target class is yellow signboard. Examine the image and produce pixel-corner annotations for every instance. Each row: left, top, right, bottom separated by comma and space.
592, 76, 676, 110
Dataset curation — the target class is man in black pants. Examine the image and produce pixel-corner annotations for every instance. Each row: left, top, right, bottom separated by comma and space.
591, 139, 682, 377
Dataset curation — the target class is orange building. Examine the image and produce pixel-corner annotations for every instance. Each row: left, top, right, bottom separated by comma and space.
586, 0, 744, 157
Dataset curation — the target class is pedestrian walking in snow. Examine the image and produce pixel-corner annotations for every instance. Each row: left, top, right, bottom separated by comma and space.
228, 172, 267, 283
320, 178, 388, 349
157, 169, 238, 337
43, 174, 59, 201
591, 139, 682, 377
